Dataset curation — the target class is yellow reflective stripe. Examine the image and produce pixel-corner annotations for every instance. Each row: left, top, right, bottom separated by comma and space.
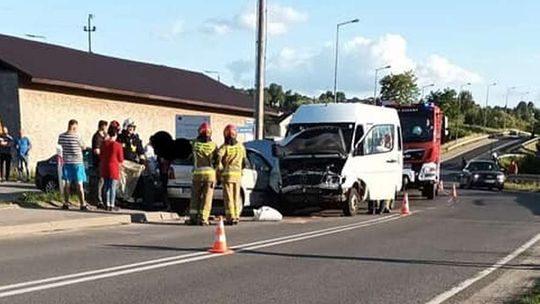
193, 168, 215, 175
222, 170, 242, 177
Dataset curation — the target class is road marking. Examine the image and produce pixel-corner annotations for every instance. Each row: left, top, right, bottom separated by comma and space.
425, 232, 540, 304
0, 214, 409, 298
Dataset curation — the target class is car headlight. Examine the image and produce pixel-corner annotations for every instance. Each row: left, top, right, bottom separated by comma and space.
421, 163, 437, 175
473, 174, 480, 180
322, 174, 341, 186
497, 174, 505, 182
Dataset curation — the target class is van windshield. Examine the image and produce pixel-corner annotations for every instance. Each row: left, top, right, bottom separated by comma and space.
282, 126, 347, 156
399, 112, 434, 143
287, 123, 355, 152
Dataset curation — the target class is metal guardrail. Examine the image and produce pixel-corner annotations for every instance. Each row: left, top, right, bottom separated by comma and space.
507, 174, 540, 182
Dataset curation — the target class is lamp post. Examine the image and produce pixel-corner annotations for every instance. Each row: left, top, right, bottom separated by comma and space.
503, 86, 516, 131
483, 82, 497, 128
373, 65, 391, 102
420, 83, 435, 101
204, 70, 221, 82
254, 0, 267, 140
455, 82, 471, 141
333, 18, 359, 103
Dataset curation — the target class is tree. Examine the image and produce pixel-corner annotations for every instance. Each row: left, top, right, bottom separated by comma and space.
426, 88, 458, 120
379, 70, 419, 104
268, 83, 285, 109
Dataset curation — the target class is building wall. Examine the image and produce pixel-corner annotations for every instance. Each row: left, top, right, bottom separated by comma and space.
18, 88, 251, 169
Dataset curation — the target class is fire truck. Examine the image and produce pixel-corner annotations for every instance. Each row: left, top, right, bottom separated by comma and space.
393, 103, 447, 199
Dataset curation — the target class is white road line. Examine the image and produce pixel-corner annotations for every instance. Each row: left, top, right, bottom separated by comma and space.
425, 232, 540, 304
0, 214, 407, 298
0, 215, 395, 293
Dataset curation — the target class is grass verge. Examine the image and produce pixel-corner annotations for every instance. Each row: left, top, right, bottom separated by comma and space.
510, 279, 540, 304
505, 181, 540, 193
15, 191, 80, 208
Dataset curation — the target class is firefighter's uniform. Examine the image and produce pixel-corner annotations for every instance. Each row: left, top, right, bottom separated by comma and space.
188, 140, 217, 224
217, 142, 246, 223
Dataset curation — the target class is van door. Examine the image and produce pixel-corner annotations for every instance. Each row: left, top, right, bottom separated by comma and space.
352, 124, 398, 200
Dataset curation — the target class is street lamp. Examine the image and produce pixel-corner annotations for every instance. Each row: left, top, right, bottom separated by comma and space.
333, 18, 359, 103
373, 65, 391, 102
455, 82, 472, 141
204, 70, 221, 82
420, 83, 435, 101
483, 82, 497, 128
503, 86, 516, 130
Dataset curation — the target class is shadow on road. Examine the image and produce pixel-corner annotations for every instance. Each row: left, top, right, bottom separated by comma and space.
240, 250, 540, 270
515, 191, 540, 216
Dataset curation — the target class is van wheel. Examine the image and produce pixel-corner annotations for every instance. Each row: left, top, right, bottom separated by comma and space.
343, 188, 360, 216
44, 178, 59, 193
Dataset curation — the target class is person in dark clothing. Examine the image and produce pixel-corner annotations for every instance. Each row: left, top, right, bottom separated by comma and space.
0, 127, 14, 182
91, 120, 108, 207
116, 118, 145, 202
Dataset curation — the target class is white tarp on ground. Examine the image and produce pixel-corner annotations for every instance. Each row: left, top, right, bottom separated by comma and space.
253, 206, 283, 221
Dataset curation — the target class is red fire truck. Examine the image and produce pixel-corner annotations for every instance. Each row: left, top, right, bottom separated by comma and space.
393, 103, 447, 199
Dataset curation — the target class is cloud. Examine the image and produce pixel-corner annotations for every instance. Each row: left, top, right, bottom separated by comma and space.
158, 19, 185, 40
203, 4, 307, 36
227, 33, 482, 97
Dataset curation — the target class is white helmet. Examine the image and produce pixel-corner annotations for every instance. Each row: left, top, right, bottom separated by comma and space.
123, 118, 136, 130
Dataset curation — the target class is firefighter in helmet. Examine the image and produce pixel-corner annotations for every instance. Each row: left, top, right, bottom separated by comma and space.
217, 124, 247, 225
186, 122, 217, 226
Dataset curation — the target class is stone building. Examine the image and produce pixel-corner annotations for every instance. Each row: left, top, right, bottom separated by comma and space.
0, 34, 263, 170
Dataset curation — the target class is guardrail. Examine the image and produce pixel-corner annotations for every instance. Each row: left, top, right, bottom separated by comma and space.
442, 134, 490, 153
507, 174, 540, 182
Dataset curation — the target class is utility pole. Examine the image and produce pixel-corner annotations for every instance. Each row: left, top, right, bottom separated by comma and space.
455, 82, 471, 141
254, 0, 266, 140
503, 86, 516, 131
83, 14, 96, 53
484, 82, 497, 128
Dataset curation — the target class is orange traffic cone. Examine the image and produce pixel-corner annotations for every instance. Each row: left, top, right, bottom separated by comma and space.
438, 180, 445, 192
209, 216, 232, 254
400, 193, 411, 216
452, 183, 458, 200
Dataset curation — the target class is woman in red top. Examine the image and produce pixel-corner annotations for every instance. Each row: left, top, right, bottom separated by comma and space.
100, 127, 124, 211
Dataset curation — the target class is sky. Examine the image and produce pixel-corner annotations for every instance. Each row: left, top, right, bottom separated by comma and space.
1, 0, 539, 108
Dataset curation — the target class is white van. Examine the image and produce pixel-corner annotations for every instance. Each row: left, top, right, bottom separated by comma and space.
273, 103, 403, 216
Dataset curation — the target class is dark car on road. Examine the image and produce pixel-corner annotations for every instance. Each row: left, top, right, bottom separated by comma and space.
35, 149, 94, 193
459, 160, 505, 191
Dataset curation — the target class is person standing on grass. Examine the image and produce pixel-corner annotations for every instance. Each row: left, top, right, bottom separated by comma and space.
100, 126, 124, 211
15, 129, 32, 182
0, 126, 14, 182
91, 120, 108, 208
57, 119, 89, 211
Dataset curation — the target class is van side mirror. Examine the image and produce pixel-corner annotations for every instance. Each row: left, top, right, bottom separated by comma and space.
272, 144, 285, 158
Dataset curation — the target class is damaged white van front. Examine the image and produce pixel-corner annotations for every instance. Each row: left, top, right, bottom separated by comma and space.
273, 103, 403, 216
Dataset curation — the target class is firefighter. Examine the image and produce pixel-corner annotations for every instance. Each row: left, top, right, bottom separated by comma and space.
186, 122, 217, 226
217, 124, 247, 225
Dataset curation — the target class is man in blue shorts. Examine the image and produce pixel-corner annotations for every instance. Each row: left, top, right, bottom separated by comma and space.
58, 119, 89, 210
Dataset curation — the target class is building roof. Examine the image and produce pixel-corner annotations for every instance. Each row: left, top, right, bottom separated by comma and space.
0, 34, 257, 115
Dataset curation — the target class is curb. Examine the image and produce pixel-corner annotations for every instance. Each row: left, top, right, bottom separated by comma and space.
0, 210, 183, 239
0, 204, 20, 211
0, 214, 132, 238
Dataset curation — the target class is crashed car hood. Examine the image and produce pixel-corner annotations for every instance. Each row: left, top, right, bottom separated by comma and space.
281, 126, 347, 157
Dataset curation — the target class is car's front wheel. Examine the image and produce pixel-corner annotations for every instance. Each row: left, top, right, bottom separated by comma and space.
43, 177, 59, 193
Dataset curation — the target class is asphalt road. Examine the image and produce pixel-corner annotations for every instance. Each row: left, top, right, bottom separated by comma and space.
0, 138, 538, 304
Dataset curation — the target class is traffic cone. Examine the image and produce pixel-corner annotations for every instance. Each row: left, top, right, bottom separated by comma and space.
209, 216, 232, 254
400, 193, 411, 216
452, 184, 458, 200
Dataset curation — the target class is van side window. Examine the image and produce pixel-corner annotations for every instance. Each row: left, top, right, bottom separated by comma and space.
363, 125, 394, 155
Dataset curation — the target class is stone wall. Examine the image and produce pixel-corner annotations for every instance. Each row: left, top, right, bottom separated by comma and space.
18, 88, 251, 169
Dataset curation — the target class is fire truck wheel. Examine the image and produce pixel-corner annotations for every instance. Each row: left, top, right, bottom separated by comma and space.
425, 183, 436, 200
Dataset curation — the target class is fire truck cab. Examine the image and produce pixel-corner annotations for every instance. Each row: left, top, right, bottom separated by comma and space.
394, 103, 446, 199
